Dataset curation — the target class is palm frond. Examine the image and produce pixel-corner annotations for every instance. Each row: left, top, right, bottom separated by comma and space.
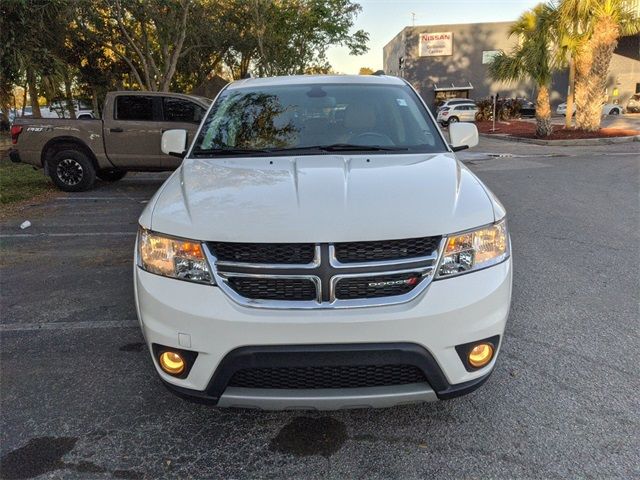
487, 50, 526, 83
488, 2, 556, 87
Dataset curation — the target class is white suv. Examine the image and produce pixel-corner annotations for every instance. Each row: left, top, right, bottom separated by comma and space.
436, 98, 475, 112
135, 75, 512, 410
437, 103, 479, 126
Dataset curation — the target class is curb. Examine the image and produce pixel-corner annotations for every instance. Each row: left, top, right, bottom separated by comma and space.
480, 133, 640, 146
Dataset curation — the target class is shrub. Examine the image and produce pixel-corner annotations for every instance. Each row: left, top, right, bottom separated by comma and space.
474, 97, 523, 121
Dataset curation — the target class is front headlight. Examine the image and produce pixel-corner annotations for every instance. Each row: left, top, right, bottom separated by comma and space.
137, 228, 213, 284
436, 219, 509, 278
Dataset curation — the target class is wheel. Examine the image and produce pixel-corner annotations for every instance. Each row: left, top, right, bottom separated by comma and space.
448, 116, 459, 124
48, 149, 96, 192
610, 108, 620, 115
97, 169, 127, 182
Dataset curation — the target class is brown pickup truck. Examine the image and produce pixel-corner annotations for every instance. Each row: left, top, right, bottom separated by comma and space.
9, 91, 211, 191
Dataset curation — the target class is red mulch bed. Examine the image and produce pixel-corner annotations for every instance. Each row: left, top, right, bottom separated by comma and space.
476, 120, 640, 140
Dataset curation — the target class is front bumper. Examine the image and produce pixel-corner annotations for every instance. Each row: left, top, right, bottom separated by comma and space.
135, 258, 512, 409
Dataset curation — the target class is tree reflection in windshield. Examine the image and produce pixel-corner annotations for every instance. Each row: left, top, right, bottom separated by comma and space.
193, 83, 448, 156
204, 92, 299, 150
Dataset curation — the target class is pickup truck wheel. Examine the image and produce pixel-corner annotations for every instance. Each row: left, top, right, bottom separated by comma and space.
49, 150, 96, 192
97, 169, 127, 182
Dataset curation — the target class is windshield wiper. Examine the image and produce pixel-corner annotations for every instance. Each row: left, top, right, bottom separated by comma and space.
191, 144, 409, 157
191, 148, 270, 157
267, 144, 409, 153
320, 143, 408, 152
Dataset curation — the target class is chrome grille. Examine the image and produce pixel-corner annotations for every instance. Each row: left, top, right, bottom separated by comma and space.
227, 277, 318, 301
334, 272, 424, 300
210, 242, 317, 265
206, 237, 442, 309
334, 237, 440, 263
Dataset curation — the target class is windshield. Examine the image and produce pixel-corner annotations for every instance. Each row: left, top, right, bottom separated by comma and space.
191, 83, 446, 156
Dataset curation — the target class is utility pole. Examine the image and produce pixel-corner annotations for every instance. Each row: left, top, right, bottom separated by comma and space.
411, 12, 416, 26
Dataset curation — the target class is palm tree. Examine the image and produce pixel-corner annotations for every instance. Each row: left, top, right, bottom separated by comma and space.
488, 3, 556, 137
555, 33, 583, 129
558, 0, 640, 131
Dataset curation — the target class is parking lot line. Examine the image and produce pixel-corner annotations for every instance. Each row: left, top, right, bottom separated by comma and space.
0, 232, 136, 238
0, 320, 139, 332
54, 197, 150, 201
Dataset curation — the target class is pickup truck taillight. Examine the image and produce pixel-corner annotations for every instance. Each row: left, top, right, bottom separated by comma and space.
10, 125, 22, 144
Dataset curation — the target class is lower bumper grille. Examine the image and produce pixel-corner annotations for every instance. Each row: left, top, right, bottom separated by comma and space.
228, 364, 428, 389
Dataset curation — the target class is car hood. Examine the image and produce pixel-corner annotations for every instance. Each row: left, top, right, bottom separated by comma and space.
145, 153, 496, 242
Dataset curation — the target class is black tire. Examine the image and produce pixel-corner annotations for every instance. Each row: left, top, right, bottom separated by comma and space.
48, 149, 96, 192
97, 169, 127, 182
610, 108, 620, 115
448, 116, 459, 124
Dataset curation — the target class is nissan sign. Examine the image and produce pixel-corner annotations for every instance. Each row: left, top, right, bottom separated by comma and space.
419, 32, 453, 57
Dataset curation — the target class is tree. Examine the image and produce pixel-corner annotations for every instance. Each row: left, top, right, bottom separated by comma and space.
0, 2, 21, 124
0, 0, 68, 117
222, 0, 369, 78
171, 0, 230, 91
555, 33, 582, 129
359, 67, 374, 75
558, 0, 640, 131
102, 0, 192, 91
1, 0, 370, 106
488, 3, 557, 137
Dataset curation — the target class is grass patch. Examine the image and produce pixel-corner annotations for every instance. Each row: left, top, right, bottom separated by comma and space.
0, 158, 54, 205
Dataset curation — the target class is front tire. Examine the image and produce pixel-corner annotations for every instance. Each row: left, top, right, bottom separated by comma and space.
97, 169, 127, 182
49, 150, 96, 192
448, 116, 459, 124
610, 108, 620, 115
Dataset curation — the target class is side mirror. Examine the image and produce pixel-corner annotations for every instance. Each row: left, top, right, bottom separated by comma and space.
161, 129, 187, 158
448, 122, 479, 151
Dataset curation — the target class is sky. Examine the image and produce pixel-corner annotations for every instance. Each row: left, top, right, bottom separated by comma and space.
326, 0, 541, 74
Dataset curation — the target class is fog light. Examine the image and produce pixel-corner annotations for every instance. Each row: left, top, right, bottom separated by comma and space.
159, 351, 185, 375
468, 343, 494, 368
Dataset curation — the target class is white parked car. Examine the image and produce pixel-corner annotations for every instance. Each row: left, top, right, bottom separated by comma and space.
15, 106, 32, 117
48, 100, 95, 119
436, 98, 476, 112
556, 102, 623, 116
437, 103, 479, 126
135, 75, 512, 410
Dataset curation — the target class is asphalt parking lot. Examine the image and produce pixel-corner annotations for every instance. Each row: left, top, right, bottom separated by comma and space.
1, 137, 639, 479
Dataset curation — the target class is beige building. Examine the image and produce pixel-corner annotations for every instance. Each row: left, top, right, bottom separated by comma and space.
383, 21, 640, 110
